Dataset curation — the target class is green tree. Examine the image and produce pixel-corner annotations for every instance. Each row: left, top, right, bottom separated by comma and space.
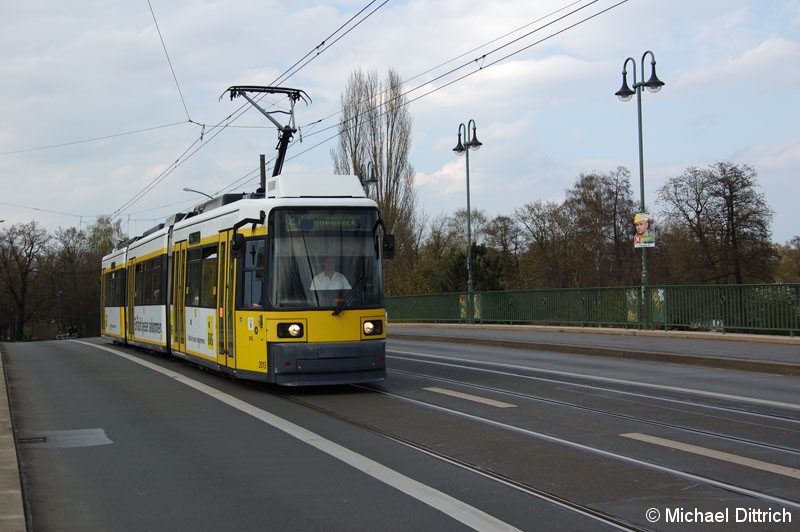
88, 215, 126, 257
429, 243, 504, 293
774, 236, 800, 283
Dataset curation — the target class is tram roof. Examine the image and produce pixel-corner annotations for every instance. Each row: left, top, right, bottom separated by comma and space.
104, 173, 377, 259
177, 173, 376, 227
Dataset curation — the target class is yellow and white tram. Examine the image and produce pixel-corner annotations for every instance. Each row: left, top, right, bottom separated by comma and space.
101, 172, 394, 385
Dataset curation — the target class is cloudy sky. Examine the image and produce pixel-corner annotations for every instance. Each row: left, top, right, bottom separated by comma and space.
1, 0, 799, 244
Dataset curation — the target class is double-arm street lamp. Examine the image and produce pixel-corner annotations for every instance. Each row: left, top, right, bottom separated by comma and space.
453, 119, 483, 324
615, 50, 664, 328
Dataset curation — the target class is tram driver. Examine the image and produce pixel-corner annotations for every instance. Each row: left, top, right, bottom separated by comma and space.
310, 257, 351, 291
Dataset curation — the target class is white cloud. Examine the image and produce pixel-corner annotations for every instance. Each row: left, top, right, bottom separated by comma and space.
676, 37, 800, 90
0, 0, 798, 245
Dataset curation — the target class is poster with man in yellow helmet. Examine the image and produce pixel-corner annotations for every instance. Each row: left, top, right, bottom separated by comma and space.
633, 213, 656, 248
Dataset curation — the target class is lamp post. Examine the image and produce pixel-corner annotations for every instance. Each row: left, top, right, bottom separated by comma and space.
182, 187, 213, 200
453, 119, 482, 324
615, 50, 664, 328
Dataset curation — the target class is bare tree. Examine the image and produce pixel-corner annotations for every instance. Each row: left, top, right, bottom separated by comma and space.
564, 167, 637, 285
332, 68, 417, 233
48, 227, 103, 337
332, 70, 371, 176
657, 165, 719, 279
331, 68, 419, 292
483, 214, 523, 287
0, 221, 51, 340
447, 208, 488, 248
712, 162, 775, 283
515, 200, 577, 288
658, 162, 776, 283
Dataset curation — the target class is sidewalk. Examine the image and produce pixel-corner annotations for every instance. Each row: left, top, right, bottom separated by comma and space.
388, 323, 800, 376
0, 348, 26, 532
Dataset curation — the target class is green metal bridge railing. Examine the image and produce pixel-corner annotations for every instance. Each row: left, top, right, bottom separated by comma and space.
387, 284, 800, 336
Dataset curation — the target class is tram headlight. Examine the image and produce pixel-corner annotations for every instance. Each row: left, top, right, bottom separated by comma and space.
277, 322, 304, 338
363, 320, 383, 336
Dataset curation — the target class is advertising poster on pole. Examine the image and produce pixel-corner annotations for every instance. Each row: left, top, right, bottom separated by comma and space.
633, 212, 656, 248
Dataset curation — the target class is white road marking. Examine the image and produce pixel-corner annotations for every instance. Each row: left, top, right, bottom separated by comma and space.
372, 387, 800, 511
425, 387, 517, 408
621, 432, 800, 479
80, 341, 522, 532
390, 349, 800, 411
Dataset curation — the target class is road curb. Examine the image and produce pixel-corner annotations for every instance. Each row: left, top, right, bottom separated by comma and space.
390, 322, 800, 344
0, 348, 27, 532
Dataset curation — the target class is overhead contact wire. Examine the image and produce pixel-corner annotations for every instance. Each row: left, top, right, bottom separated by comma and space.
112, 0, 389, 218
210, 1, 628, 194
148, 0, 191, 121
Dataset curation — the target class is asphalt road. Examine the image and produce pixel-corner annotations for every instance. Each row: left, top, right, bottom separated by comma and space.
2, 328, 799, 531
388, 323, 800, 375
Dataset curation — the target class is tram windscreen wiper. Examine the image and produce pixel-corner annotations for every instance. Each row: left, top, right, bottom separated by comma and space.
332, 276, 363, 316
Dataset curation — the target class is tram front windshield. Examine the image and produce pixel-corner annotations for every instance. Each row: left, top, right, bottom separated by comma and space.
269, 208, 384, 310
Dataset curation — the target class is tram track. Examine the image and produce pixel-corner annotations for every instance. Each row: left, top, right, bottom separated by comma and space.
269, 338, 800, 520
364, 385, 799, 507
270, 380, 800, 532
271, 388, 648, 532
386, 367, 800, 457
388, 351, 800, 421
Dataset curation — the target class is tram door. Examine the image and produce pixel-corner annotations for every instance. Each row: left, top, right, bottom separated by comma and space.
172, 241, 188, 352
217, 230, 236, 368
126, 260, 136, 342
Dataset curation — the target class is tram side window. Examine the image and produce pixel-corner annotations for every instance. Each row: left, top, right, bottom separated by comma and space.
186, 246, 217, 308
134, 261, 146, 305
134, 257, 164, 306
186, 249, 201, 306
240, 239, 266, 309
153, 257, 164, 303
104, 270, 126, 307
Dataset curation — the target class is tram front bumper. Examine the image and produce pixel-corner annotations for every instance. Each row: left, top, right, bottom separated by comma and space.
269, 340, 386, 386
